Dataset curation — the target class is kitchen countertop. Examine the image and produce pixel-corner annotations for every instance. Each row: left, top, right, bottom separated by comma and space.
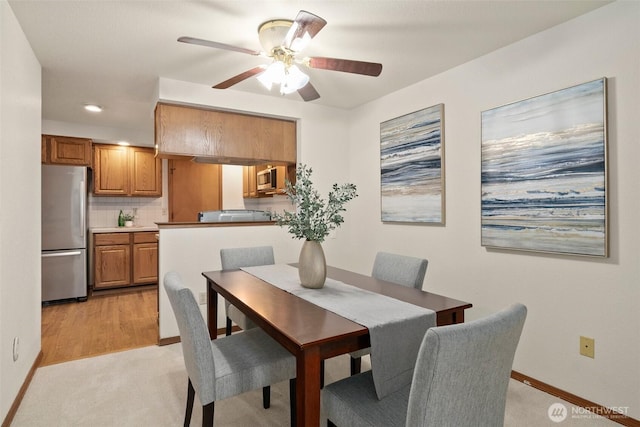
91, 226, 159, 233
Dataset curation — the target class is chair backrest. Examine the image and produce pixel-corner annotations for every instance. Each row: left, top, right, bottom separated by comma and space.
220, 246, 275, 270
164, 271, 216, 405
405, 303, 527, 427
371, 252, 428, 289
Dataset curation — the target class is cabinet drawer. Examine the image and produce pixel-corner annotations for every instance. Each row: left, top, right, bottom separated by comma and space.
94, 233, 130, 246
133, 232, 158, 243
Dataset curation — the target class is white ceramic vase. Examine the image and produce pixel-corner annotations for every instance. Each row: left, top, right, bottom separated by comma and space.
298, 240, 326, 289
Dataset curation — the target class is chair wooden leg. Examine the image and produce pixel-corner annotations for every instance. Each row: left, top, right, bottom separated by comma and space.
262, 385, 271, 409
202, 402, 214, 427
289, 378, 296, 427
350, 356, 362, 375
185, 378, 195, 427
225, 317, 232, 336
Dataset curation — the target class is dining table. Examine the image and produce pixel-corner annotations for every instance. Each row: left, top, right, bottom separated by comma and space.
202, 264, 472, 427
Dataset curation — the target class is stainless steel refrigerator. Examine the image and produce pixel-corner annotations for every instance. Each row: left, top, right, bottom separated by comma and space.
41, 165, 88, 302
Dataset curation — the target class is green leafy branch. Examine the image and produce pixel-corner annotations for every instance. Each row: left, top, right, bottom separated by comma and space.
273, 164, 357, 242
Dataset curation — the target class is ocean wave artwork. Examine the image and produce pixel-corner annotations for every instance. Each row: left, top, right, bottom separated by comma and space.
380, 104, 444, 223
481, 78, 607, 257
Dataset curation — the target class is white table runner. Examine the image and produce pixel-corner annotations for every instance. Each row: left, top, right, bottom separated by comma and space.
241, 264, 436, 399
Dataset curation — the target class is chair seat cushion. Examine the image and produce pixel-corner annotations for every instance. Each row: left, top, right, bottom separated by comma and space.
322, 371, 409, 427
349, 347, 371, 359
212, 328, 295, 401
227, 304, 257, 330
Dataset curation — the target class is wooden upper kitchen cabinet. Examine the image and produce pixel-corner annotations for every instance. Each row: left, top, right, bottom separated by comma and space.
41, 134, 92, 166
93, 144, 129, 195
243, 165, 258, 198
93, 144, 162, 197
129, 146, 162, 196
155, 102, 296, 164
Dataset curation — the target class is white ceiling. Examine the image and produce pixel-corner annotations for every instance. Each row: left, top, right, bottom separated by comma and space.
9, 0, 611, 143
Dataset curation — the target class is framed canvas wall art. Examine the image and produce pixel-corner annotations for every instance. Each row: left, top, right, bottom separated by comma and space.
481, 78, 607, 257
380, 104, 445, 224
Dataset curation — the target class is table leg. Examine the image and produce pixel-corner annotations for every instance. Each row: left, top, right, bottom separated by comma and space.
207, 280, 218, 340
296, 347, 321, 427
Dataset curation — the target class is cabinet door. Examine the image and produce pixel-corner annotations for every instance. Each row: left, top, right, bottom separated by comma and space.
243, 165, 257, 198
94, 244, 131, 289
133, 243, 158, 284
93, 145, 130, 195
130, 147, 162, 197
49, 136, 92, 166
155, 103, 297, 163
41, 135, 47, 163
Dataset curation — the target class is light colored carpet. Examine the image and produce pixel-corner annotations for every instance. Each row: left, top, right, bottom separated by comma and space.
12, 344, 617, 426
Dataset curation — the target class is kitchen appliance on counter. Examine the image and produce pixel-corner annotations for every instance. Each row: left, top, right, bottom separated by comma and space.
41, 165, 88, 303
197, 209, 272, 223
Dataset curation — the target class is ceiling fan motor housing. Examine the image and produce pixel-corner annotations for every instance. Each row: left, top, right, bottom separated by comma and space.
257, 19, 293, 52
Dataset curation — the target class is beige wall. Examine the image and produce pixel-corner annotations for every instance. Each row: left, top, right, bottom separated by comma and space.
0, 0, 42, 421
346, 0, 639, 418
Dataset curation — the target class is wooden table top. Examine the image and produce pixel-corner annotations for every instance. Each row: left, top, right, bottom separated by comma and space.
202, 265, 472, 356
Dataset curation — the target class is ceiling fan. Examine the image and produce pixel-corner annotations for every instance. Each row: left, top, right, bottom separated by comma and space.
178, 10, 383, 102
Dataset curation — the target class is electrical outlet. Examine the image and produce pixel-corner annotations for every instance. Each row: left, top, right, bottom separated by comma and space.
580, 336, 595, 358
198, 292, 207, 305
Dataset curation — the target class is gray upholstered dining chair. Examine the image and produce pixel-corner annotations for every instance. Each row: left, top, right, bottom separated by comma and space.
220, 246, 275, 336
349, 252, 429, 375
164, 271, 296, 427
322, 303, 527, 427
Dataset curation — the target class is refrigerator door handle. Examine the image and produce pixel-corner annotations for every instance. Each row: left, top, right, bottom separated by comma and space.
80, 179, 86, 239
42, 251, 82, 258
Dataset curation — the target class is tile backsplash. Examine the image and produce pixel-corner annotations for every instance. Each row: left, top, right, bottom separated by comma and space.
88, 194, 167, 228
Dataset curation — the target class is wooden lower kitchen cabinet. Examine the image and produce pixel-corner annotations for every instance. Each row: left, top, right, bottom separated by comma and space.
94, 233, 131, 289
94, 231, 158, 291
132, 232, 158, 284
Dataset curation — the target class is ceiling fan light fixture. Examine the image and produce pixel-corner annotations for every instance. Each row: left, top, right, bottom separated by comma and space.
280, 64, 309, 95
257, 61, 286, 90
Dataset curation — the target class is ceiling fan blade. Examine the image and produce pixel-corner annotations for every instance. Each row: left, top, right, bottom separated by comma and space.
297, 82, 320, 102
213, 66, 266, 89
178, 36, 262, 56
284, 10, 327, 51
307, 57, 383, 77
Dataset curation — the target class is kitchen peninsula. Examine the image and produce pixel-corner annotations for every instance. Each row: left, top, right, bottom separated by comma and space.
156, 220, 301, 343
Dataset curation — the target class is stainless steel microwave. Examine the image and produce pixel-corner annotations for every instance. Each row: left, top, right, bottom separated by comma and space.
257, 167, 277, 191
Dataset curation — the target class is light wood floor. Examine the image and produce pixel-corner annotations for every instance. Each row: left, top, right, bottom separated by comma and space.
40, 288, 158, 366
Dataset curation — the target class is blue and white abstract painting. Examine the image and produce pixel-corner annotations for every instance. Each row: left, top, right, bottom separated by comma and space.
481, 78, 607, 257
381, 104, 444, 223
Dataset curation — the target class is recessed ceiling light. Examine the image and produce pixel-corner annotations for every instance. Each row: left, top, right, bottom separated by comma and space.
84, 104, 103, 113
117, 141, 130, 146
